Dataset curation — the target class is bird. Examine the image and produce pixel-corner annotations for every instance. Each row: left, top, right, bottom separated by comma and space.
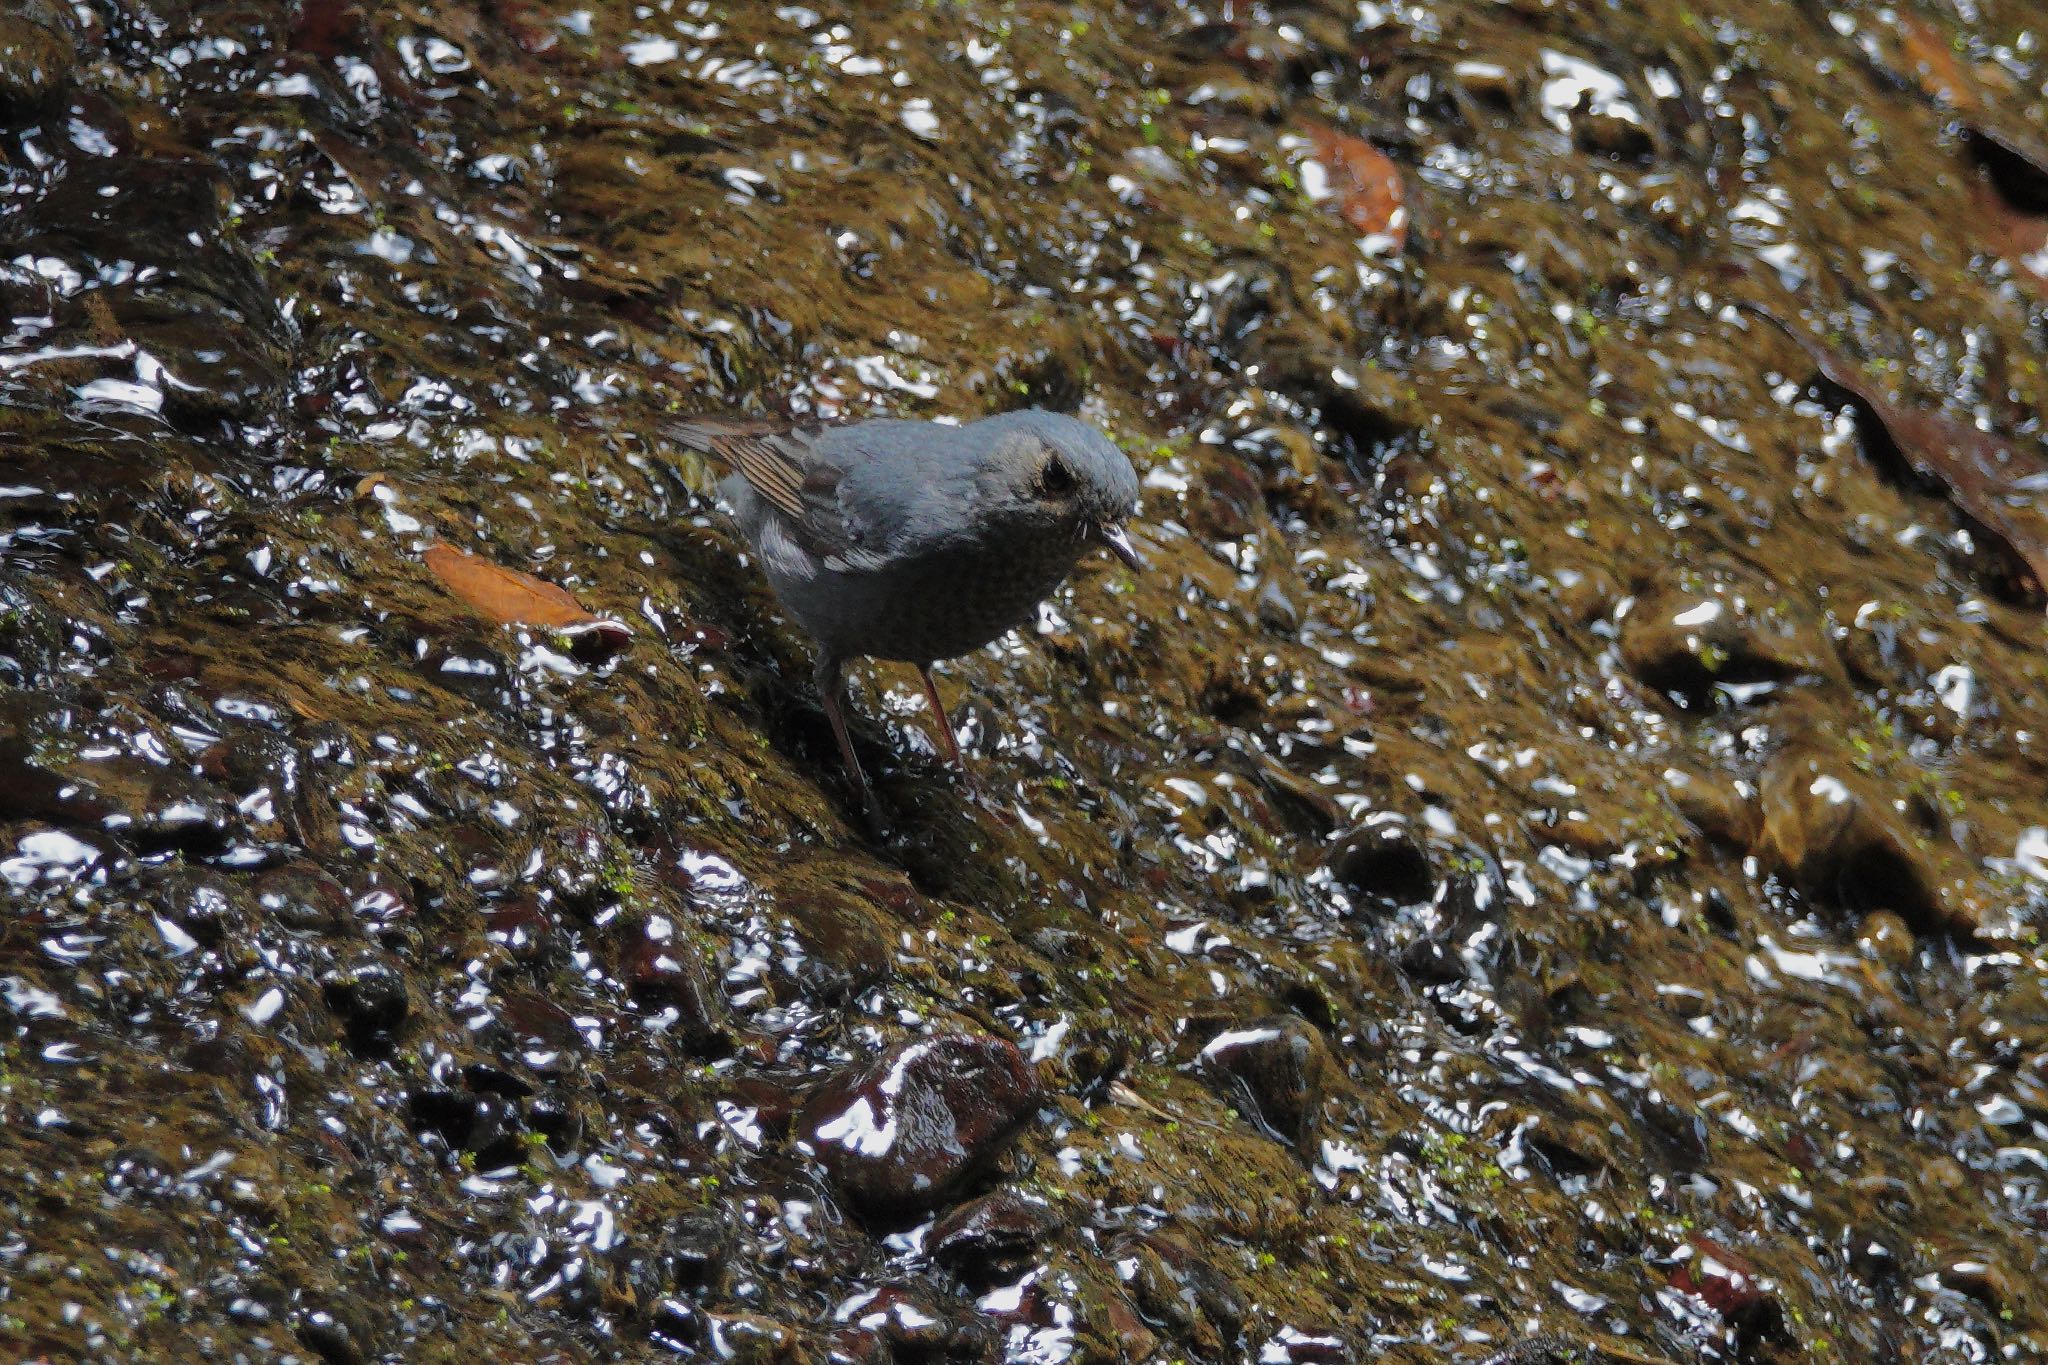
665, 408, 1142, 806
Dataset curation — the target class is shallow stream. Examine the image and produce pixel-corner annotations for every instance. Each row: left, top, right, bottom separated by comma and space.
4, 1, 2048, 1361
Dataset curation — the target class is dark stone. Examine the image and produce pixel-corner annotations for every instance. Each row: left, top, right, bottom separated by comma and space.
0, 5, 74, 119
1574, 109, 1655, 159
1252, 1326, 1350, 1364
495, 990, 593, 1062
349, 879, 414, 937
964, 1264, 1083, 1357
828, 1284, 989, 1364
715, 1073, 807, 1140
128, 767, 235, 849
144, 866, 251, 946
648, 1296, 705, 1352
1757, 744, 1952, 930
523, 1091, 584, 1152
197, 731, 305, 828
1113, 1232, 1246, 1351
0, 717, 233, 851
419, 632, 516, 709
797, 1034, 1042, 1222
1397, 931, 1465, 986
656, 1211, 735, 1295
250, 862, 353, 934
928, 1187, 1061, 1281
320, 957, 409, 1046
440, 823, 515, 894
532, 823, 614, 913
787, 892, 896, 1004
1620, 572, 1834, 710
197, 731, 289, 790
294, 1306, 370, 1365
484, 894, 561, 965
143, 683, 223, 744
1195, 1015, 1332, 1150
1268, 346, 1427, 474
0, 726, 96, 828
16, 157, 292, 435
1966, 125, 2048, 215
1326, 816, 1434, 906
618, 916, 728, 1051
558, 617, 635, 663
407, 1088, 526, 1167
460, 1062, 534, 1099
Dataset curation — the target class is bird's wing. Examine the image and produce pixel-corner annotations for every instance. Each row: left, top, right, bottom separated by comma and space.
664, 416, 865, 565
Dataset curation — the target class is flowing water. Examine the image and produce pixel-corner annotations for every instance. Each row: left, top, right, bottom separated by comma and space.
3, 1, 2048, 1361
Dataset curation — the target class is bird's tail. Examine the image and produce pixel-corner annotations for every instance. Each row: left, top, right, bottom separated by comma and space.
651, 416, 761, 502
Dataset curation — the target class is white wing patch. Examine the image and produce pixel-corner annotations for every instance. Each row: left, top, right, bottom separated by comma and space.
755, 516, 820, 581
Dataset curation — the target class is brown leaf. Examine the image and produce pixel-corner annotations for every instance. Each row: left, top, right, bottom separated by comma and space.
1896, 15, 1980, 112
1885, 16, 2048, 274
1303, 125, 1407, 249
1966, 177, 2048, 286
1962, 126, 2048, 291
1738, 304, 2048, 602
423, 544, 633, 657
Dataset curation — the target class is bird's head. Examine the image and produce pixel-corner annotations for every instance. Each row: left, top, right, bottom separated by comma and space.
973, 409, 1144, 570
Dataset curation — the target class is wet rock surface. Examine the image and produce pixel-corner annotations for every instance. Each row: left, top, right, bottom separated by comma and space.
1619, 568, 1839, 709
928, 1186, 1062, 1282
1479, 1339, 1598, 1365
1757, 737, 1960, 930
797, 1033, 1042, 1223
0, 4, 73, 119
3, 1, 2048, 1363
1194, 1013, 1333, 1151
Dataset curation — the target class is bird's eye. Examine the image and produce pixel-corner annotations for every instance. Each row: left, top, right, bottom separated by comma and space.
1036, 455, 1076, 498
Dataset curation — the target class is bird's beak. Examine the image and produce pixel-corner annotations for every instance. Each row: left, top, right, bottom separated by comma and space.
1099, 522, 1144, 571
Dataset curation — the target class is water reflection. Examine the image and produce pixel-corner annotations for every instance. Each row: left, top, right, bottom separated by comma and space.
4, 0, 2048, 1361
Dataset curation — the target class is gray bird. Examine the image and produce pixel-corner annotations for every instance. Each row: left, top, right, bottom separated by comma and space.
666, 408, 1143, 804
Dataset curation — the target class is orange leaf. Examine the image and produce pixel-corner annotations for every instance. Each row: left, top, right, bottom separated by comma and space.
423, 544, 633, 656
1738, 304, 2048, 602
1968, 177, 2048, 288
1304, 125, 1407, 249
1892, 13, 2048, 255
1897, 15, 1979, 113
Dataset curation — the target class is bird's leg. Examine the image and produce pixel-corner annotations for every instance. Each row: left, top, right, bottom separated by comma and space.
916, 664, 973, 789
814, 655, 870, 807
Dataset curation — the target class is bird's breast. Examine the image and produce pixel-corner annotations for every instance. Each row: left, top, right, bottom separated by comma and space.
773, 527, 1087, 663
